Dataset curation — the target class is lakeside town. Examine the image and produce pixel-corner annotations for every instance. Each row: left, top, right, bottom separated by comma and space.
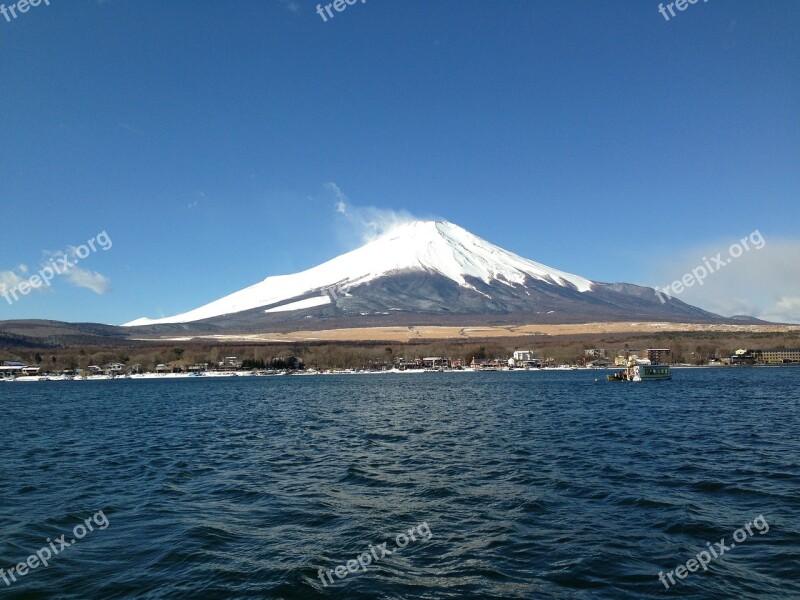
1, 347, 798, 381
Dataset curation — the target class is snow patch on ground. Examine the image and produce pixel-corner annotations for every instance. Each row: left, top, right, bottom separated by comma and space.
264, 295, 331, 313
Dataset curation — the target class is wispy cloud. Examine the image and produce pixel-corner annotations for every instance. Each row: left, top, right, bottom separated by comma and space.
187, 190, 206, 209
277, 0, 300, 13
326, 182, 349, 215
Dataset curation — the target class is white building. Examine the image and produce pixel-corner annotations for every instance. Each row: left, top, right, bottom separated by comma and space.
512, 350, 540, 368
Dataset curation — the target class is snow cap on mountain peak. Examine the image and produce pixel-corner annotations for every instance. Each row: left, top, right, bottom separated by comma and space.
363, 219, 593, 292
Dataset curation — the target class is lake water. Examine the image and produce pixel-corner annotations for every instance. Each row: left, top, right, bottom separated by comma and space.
2, 368, 799, 599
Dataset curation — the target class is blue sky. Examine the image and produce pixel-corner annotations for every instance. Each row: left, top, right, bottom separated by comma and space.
1, 0, 798, 324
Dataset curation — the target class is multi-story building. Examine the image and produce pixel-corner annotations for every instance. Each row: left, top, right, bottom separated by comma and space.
512, 350, 540, 368
731, 349, 800, 364
422, 357, 447, 368
751, 349, 799, 364
757, 349, 800, 364
645, 349, 672, 364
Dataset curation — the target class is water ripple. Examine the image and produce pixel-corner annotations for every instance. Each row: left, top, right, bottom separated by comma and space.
1, 369, 799, 598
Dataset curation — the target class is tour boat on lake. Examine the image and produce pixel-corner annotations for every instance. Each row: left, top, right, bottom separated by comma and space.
607, 361, 672, 382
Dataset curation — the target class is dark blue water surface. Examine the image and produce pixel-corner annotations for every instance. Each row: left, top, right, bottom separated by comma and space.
2, 368, 799, 599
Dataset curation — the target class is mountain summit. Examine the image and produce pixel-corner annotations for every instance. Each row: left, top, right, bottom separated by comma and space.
124, 220, 725, 330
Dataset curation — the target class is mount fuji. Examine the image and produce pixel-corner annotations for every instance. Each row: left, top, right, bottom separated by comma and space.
124, 221, 726, 332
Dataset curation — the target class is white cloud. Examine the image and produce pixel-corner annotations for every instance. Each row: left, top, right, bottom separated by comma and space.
62, 267, 112, 294
53, 249, 112, 294
1, 232, 116, 307
0, 270, 27, 292
3, 247, 114, 297
759, 297, 800, 324
648, 236, 800, 324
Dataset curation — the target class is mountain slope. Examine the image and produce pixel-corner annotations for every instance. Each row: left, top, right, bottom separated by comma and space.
125, 221, 595, 326
124, 220, 728, 330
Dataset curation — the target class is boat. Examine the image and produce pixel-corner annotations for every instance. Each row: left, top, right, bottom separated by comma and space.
607, 360, 672, 382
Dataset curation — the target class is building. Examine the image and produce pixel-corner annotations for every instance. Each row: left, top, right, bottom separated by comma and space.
644, 349, 672, 364
511, 350, 540, 368
615, 349, 640, 366
471, 357, 508, 370
615, 354, 639, 366
587, 358, 613, 368
0, 360, 27, 378
422, 357, 447, 368
756, 349, 800, 364
218, 356, 243, 371
107, 363, 126, 375
732, 349, 800, 365
0, 361, 44, 379
730, 349, 753, 365
585, 349, 606, 359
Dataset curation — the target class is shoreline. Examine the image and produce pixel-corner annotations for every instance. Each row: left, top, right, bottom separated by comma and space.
4, 363, 797, 383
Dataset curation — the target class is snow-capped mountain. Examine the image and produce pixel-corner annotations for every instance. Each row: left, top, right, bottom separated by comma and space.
124, 220, 724, 329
